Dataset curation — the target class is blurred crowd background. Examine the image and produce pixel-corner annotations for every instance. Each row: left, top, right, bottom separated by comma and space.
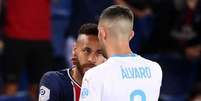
0, 0, 201, 101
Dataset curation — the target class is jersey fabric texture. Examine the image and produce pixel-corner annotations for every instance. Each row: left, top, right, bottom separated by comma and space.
80, 54, 162, 101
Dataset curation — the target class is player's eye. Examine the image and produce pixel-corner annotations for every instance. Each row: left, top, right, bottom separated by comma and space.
82, 47, 91, 54
97, 50, 103, 55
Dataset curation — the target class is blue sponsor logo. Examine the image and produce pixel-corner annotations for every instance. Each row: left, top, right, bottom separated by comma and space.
81, 88, 89, 98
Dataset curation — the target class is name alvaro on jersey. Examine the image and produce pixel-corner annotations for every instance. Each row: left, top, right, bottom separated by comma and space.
121, 65, 151, 79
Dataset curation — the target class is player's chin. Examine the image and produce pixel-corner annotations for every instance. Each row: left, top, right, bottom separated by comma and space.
83, 67, 93, 74
82, 64, 96, 73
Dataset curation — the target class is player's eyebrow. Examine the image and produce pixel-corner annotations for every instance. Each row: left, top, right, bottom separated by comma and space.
83, 47, 91, 51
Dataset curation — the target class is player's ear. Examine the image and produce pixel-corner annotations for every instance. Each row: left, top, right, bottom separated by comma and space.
72, 42, 77, 54
129, 31, 134, 41
72, 42, 79, 65
99, 27, 107, 40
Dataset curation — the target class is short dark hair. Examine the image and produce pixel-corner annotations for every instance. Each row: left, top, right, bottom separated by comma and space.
99, 5, 133, 22
78, 23, 98, 36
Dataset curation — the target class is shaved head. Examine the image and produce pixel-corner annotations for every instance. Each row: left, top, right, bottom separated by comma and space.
98, 5, 134, 40
97, 5, 134, 58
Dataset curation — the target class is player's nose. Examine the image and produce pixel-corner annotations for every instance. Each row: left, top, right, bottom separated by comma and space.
88, 54, 97, 64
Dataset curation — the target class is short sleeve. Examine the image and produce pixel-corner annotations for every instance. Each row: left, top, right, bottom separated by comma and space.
39, 72, 60, 101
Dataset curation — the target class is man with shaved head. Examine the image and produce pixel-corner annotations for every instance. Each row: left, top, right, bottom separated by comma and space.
80, 5, 162, 101
39, 23, 105, 101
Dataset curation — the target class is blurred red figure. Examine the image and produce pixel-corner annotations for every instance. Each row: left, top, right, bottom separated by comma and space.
2, 0, 53, 100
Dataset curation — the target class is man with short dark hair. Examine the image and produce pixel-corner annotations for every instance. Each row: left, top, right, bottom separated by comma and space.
80, 5, 162, 101
39, 23, 105, 101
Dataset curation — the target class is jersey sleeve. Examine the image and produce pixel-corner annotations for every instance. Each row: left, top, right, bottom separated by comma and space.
153, 62, 163, 99
155, 62, 163, 86
79, 71, 102, 101
38, 72, 61, 101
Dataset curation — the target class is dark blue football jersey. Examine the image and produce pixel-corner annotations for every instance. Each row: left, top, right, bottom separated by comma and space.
39, 68, 81, 101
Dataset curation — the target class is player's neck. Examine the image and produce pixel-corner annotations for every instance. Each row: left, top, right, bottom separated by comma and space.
106, 42, 132, 58
70, 67, 83, 86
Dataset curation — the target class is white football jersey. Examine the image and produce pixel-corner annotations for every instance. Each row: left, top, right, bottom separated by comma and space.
79, 54, 162, 101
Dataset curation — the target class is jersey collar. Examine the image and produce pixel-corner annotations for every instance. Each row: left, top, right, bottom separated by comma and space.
111, 52, 137, 57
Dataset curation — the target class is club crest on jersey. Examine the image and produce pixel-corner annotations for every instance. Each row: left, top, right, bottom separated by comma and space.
39, 86, 50, 101
81, 88, 89, 98
81, 78, 90, 98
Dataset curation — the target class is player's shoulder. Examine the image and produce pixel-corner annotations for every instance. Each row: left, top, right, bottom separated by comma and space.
139, 55, 162, 74
40, 71, 59, 82
39, 69, 73, 101
39, 68, 73, 94
137, 55, 162, 73
137, 55, 162, 82
39, 71, 64, 101
41, 69, 67, 81
138, 55, 161, 67
41, 71, 59, 78
40, 68, 71, 86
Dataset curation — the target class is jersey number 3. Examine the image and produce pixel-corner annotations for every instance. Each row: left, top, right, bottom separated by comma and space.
130, 90, 146, 101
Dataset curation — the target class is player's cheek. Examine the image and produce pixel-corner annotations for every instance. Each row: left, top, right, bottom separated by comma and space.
95, 55, 105, 65
80, 54, 88, 65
